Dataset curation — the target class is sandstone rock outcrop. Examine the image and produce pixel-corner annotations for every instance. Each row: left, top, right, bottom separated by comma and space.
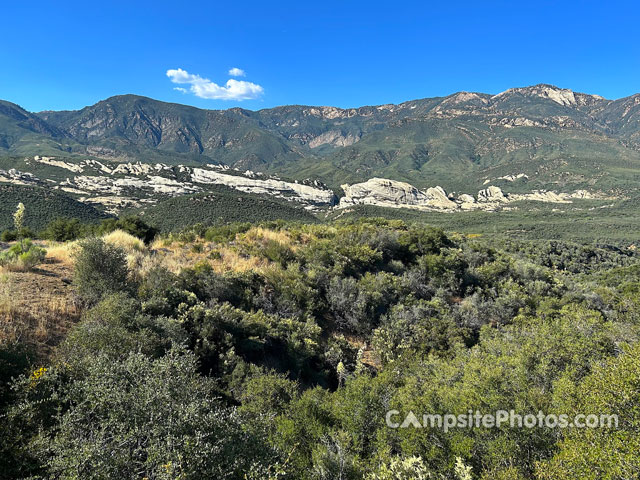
191, 168, 337, 206
477, 186, 508, 203
340, 178, 429, 208
336, 179, 613, 213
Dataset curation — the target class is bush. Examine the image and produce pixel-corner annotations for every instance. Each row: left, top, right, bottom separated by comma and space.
40, 218, 85, 242
0, 240, 46, 271
0, 230, 17, 242
1, 228, 36, 242
59, 293, 185, 362
22, 350, 274, 479
73, 237, 130, 305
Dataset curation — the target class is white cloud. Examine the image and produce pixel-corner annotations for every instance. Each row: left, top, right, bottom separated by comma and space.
228, 67, 246, 77
166, 68, 263, 101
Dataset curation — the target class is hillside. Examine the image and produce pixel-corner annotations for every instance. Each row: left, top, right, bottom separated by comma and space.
2, 85, 640, 238
0, 185, 110, 231
2, 219, 639, 478
137, 187, 319, 231
0, 85, 638, 194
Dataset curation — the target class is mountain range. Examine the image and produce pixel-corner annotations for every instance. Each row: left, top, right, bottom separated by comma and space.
2, 84, 640, 193
3, 84, 640, 237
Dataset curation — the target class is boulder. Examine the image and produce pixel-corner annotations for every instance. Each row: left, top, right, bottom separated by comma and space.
425, 186, 457, 209
477, 185, 507, 203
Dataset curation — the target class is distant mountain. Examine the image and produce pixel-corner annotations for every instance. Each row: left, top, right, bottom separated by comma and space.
2, 84, 640, 194
0, 100, 76, 155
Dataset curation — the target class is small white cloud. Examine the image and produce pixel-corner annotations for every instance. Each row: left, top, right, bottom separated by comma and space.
173, 87, 188, 93
228, 67, 246, 77
166, 68, 263, 101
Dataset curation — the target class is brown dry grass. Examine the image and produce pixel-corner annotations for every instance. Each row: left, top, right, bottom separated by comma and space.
148, 239, 269, 275
209, 246, 269, 273
242, 227, 293, 246
103, 229, 144, 253
45, 241, 78, 264
0, 248, 80, 359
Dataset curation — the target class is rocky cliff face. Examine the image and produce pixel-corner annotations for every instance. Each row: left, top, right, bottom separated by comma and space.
340, 178, 429, 207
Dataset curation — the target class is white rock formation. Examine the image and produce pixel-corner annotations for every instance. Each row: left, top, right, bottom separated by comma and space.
33, 156, 84, 173
477, 186, 508, 203
336, 179, 611, 213
340, 178, 430, 208
425, 186, 457, 209
191, 168, 336, 206
493, 85, 577, 106
111, 162, 172, 176
68, 175, 199, 196
0, 169, 41, 185
498, 173, 528, 182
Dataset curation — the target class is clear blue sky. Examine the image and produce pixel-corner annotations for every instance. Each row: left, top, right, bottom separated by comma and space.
2, 0, 639, 112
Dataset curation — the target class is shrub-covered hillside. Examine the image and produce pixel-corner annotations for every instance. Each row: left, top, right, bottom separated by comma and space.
135, 187, 319, 231
1, 219, 639, 479
0, 185, 110, 231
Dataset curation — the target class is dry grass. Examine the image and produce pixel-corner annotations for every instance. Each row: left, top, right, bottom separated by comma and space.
0, 261, 80, 359
103, 229, 145, 253
0, 270, 18, 320
242, 227, 293, 246
147, 237, 270, 275
209, 246, 269, 273
45, 241, 78, 264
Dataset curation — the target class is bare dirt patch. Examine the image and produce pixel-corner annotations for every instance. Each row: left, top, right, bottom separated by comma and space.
0, 255, 79, 359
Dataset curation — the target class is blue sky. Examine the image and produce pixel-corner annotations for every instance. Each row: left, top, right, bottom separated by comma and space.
2, 0, 639, 112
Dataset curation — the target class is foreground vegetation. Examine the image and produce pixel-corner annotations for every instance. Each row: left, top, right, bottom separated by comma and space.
1, 218, 639, 479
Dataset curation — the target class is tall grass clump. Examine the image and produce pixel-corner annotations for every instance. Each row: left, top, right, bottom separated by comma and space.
102, 229, 145, 253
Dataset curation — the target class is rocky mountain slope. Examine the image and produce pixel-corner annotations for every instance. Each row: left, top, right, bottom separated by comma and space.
2, 84, 640, 222
0, 85, 637, 190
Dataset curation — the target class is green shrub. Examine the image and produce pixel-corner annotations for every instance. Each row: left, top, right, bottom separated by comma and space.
0, 240, 46, 271
18, 350, 275, 480
1, 230, 17, 242
41, 218, 85, 242
204, 222, 252, 243
59, 293, 185, 362
73, 237, 130, 305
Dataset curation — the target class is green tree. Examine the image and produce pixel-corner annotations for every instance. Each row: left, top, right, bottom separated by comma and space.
41, 218, 85, 242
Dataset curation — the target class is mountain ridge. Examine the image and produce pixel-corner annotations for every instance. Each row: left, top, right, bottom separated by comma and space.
3, 84, 640, 194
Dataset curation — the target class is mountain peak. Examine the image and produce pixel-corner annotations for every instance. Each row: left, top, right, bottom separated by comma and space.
492, 84, 610, 107
493, 84, 576, 106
